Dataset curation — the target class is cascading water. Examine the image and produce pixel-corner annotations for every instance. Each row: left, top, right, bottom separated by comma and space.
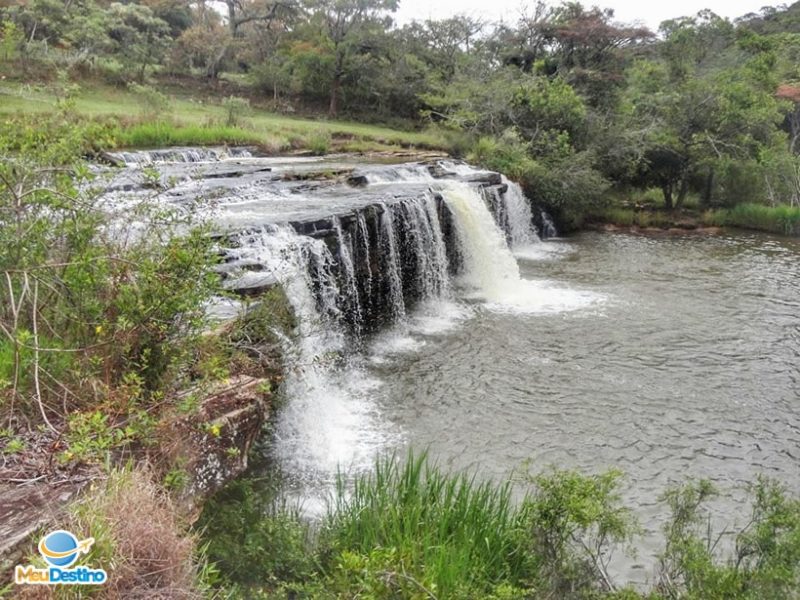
109, 147, 252, 167
229, 226, 393, 497
540, 210, 559, 238
438, 180, 602, 313
96, 149, 597, 507
439, 182, 523, 301
501, 177, 540, 248
379, 206, 407, 321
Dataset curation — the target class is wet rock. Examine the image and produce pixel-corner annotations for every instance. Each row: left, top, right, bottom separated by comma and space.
157, 376, 271, 520
467, 172, 502, 186
199, 166, 272, 180
347, 174, 369, 187
223, 272, 278, 296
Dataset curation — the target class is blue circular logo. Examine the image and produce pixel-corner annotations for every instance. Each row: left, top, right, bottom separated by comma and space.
39, 530, 79, 567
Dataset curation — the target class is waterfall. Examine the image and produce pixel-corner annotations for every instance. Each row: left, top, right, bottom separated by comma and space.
379, 206, 407, 321
230, 225, 392, 484
501, 177, 540, 248
333, 217, 364, 334
109, 147, 252, 168
96, 149, 600, 502
540, 210, 559, 238
438, 182, 523, 302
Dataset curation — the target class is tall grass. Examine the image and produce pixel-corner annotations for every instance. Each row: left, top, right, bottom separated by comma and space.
116, 121, 262, 148
320, 452, 531, 597
704, 203, 800, 235
597, 207, 676, 228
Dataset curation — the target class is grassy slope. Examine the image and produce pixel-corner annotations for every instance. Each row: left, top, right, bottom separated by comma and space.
0, 81, 447, 152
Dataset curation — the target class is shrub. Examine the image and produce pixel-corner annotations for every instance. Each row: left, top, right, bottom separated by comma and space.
304, 129, 332, 155
222, 95, 251, 127
128, 82, 172, 119
0, 114, 218, 437
198, 478, 315, 588
65, 468, 210, 597
656, 477, 800, 599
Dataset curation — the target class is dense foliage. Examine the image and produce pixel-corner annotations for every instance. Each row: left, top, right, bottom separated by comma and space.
200, 453, 800, 599
0, 110, 225, 463
4, 1, 800, 226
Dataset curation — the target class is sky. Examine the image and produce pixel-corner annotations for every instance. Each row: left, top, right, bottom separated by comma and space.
392, 0, 782, 31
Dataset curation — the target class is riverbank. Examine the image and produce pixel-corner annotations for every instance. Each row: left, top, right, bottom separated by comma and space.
0, 80, 450, 155
4, 142, 800, 597
587, 203, 800, 237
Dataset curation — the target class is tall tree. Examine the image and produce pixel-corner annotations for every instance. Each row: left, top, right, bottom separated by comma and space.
307, 0, 397, 116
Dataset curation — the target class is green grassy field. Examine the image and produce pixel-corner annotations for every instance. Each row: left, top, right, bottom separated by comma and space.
0, 81, 447, 152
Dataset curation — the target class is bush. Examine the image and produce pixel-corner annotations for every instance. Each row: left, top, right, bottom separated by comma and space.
656, 478, 800, 599
304, 129, 332, 155
65, 468, 211, 597
127, 82, 172, 119
0, 113, 218, 441
198, 478, 315, 589
222, 95, 251, 127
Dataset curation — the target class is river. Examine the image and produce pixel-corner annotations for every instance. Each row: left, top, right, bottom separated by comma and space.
100, 150, 800, 585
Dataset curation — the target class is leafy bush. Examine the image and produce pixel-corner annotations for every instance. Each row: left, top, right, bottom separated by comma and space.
304, 129, 332, 155
469, 131, 537, 180
222, 95, 251, 127
128, 82, 172, 119
198, 478, 315, 588
656, 478, 800, 599
0, 113, 218, 439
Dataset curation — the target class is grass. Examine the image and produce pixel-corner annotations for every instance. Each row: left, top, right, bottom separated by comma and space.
197, 452, 800, 599
15, 468, 215, 599
321, 452, 529, 597
703, 203, 800, 235
116, 121, 264, 148
597, 207, 680, 228
0, 80, 447, 152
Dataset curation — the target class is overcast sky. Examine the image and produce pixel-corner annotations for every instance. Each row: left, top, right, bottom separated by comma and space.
393, 0, 782, 31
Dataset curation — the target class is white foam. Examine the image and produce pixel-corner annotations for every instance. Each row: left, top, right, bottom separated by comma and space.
514, 241, 575, 261
480, 279, 605, 315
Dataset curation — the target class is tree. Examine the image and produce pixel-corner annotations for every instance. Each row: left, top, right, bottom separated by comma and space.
105, 2, 172, 81
306, 0, 398, 116
621, 25, 790, 208
224, 0, 295, 38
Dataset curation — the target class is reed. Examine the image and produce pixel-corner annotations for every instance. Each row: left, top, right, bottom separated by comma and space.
706, 203, 800, 235
115, 121, 262, 148
320, 452, 531, 596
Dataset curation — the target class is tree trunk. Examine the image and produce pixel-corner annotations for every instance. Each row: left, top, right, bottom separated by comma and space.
329, 74, 341, 117
701, 169, 714, 207
226, 0, 238, 37
675, 176, 689, 209
662, 184, 673, 210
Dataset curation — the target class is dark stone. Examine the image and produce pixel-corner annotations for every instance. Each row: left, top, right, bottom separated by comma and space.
347, 174, 369, 187
467, 172, 502, 186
